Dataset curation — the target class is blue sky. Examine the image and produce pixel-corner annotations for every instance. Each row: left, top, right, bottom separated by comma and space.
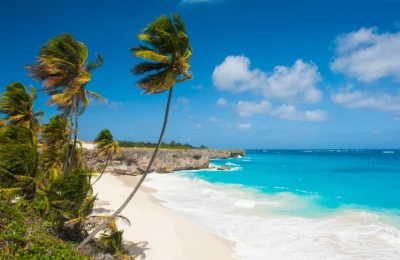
1, 0, 400, 149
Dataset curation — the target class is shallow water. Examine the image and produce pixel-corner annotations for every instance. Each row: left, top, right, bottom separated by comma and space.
144, 150, 400, 260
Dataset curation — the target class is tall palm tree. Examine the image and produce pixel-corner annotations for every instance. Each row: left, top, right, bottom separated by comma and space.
26, 33, 104, 172
92, 129, 121, 185
0, 82, 43, 133
77, 13, 193, 250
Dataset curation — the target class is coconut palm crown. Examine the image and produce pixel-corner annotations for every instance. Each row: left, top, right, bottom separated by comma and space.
131, 13, 192, 93
0, 82, 43, 133
92, 129, 121, 185
26, 33, 105, 171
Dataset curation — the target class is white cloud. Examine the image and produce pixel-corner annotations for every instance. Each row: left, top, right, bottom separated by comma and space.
264, 60, 322, 103
177, 97, 190, 105
331, 86, 400, 112
271, 105, 327, 122
237, 101, 327, 121
217, 97, 227, 106
213, 56, 322, 103
236, 123, 252, 130
209, 117, 218, 123
331, 27, 400, 82
213, 56, 267, 92
237, 101, 271, 117
196, 124, 203, 129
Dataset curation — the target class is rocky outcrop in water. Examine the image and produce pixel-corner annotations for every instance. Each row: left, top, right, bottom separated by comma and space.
85, 149, 245, 175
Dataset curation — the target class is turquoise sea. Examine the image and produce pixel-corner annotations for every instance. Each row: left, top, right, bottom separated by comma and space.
144, 150, 400, 260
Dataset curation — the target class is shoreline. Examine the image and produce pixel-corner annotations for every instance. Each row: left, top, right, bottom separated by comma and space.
92, 173, 237, 260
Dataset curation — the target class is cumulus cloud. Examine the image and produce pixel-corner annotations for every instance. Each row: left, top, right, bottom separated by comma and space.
209, 117, 218, 123
331, 86, 400, 112
237, 101, 327, 121
271, 105, 327, 122
265, 60, 322, 103
236, 123, 252, 130
177, 97, 190, 105
213, 56, 267, 92
237, 101, 271, 117
331, 27, 400, 82
217, 97, 227, 106
196, 124, 203, 129
212, 56, 322, 103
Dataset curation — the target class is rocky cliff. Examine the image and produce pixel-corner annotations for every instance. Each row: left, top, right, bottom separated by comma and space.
85, 149, 245, 175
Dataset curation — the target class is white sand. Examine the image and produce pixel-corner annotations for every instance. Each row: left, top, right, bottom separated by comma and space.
92, 173, 236, 260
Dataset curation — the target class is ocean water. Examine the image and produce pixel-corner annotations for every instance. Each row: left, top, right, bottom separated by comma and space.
144, 150, 400, 260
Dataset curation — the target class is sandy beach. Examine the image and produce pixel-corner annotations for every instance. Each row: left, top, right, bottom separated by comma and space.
92, 173, 236, 260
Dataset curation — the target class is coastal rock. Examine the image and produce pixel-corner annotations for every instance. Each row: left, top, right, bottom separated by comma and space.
84, 149, 245, 174
217, 166, 230, 171
113, 164, 128, 174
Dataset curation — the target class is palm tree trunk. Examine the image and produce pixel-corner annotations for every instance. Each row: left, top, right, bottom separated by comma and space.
69, 94, 79, 167
76, 87, 174, 250
91, 152, 111, 186
62, 108, 74, 174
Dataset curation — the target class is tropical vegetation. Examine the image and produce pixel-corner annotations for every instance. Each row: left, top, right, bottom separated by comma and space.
1, 12, 192, 259
0, 34, 133, 259
118, 140, 207, 149
26, 33, 105, 173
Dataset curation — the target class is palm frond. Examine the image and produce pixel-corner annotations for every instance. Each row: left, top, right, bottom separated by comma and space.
86, 53, 104, 72
131, 62, 168, 75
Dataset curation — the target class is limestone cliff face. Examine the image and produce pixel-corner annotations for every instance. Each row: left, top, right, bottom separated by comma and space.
85, 149, 245, 175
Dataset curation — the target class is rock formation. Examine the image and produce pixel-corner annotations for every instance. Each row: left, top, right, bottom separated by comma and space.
85, 149, 245, 175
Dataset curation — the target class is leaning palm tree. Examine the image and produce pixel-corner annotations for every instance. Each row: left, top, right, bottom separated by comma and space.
92, 129, 122, 185
0, 82, 43, 133
26, 33, 104, 172
77, 13, 193, 250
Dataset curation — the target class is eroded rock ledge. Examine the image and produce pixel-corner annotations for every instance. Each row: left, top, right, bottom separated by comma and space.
85, 149, 245, 175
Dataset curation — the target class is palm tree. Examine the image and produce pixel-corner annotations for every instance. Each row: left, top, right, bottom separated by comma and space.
0, 125, 46, 202
26, 33, 104, 172
97, 216, 138, 259
92, 129, 121, 185
77, 13, 192, 250
40, 115, 70, 180
0, 82, 43, 133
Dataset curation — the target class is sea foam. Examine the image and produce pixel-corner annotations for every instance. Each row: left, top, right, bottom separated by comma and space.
144, 173, 400, 260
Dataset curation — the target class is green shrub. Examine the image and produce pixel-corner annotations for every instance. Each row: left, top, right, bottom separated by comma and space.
0, 197, 91, 260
